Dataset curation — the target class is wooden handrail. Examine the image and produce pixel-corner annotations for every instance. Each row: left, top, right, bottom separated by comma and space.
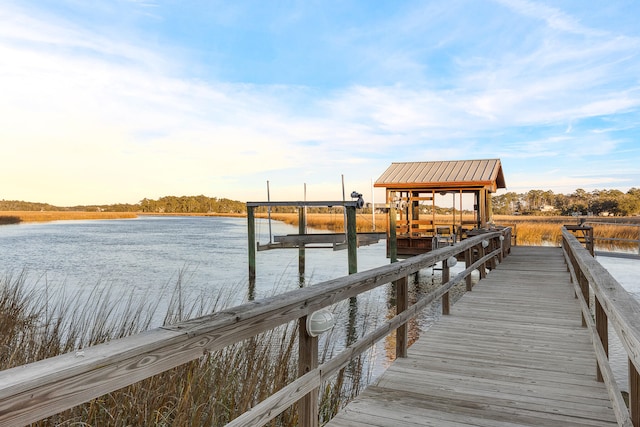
581, 220, 640, 255
0, 230, 510, 426
228, 241, 505, 427
562, 227, 640, 426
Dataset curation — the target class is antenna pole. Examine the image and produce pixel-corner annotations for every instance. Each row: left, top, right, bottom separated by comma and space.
371, 178, 376, 231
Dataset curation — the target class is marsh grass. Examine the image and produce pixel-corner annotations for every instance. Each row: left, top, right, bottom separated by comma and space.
0, 211, 137, 223
591, 224, 640, 251
1, 271, 371, 426
262, 212, 640, 251
0, 215, 20, 225
493, 216, 640, 249
264, 212, 387, 233
509, 222, 564, 246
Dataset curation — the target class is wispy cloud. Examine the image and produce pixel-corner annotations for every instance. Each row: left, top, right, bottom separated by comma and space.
1, 1, 639, 204
493, 0, 596, 35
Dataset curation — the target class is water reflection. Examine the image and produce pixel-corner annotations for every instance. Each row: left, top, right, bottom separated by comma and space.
383, 267, 447, 364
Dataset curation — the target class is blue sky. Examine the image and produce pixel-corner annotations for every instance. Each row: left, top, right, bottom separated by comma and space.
1, 0, 639, 206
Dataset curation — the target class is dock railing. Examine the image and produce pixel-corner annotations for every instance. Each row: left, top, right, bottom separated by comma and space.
562, 227, 640, 427
0, 229, 510, 427
583, 220, 640, 256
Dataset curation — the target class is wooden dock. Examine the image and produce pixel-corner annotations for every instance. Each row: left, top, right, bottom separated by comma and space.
6, 229, 637, 427
326, 246, 618, 427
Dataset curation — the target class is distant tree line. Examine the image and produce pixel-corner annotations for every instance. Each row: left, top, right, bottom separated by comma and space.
139, 195, 245, 214
492, 188, 640, 216
4, 188, 640, 217
0, 200, 60, 211
0, 195, 246, 214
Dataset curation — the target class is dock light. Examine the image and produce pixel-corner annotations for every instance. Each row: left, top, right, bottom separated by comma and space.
481, 240, 489, 248
499, 235, 505, 241
446, 256, 457, 268
306, 309, 335, 337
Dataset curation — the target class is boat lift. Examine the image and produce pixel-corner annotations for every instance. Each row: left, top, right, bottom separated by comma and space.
246, 200, 385, 286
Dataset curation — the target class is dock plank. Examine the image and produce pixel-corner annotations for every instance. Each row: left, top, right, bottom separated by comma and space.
326, 246, 618, 427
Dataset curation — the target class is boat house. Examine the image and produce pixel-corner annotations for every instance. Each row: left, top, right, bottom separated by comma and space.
374, 159, 506, 257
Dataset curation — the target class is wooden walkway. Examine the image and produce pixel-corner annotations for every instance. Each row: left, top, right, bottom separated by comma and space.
326, 246, 618, 427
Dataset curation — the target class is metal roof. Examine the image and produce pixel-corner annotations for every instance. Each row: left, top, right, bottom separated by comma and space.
374, 159, 506, 192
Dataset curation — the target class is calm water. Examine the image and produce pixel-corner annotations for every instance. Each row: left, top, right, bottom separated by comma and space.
1, 216, 638, 388
0, 216, 391, 318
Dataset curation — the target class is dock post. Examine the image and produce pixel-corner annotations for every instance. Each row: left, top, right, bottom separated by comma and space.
347, 206, 357, 274
299, 207, 306, 286
247, 205, 256, 293
395, 276, 408, 358
389, 202, 398, 263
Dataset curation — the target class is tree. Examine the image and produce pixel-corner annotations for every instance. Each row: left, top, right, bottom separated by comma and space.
618, 189, 640, 216
493, 192, 520, 214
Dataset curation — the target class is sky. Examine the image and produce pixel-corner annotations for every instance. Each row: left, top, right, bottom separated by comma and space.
1, 0, 639, 206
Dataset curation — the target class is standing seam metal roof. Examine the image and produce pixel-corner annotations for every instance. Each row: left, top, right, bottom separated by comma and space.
374, 159, 506, 191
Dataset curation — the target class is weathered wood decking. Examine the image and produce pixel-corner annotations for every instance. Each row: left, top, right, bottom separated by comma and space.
327, 246, 618, 427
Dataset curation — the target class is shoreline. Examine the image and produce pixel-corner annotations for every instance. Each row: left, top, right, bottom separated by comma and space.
0, 211, 252, 225
2, 211, 638, 249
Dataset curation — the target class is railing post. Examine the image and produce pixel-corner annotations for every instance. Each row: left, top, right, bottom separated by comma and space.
488, 238, 497, 270
395, 276, 408, 358
595, 297, 608, 382
631, 360, 640, 426
298, 316, 319, 427
465, 248, 473, 291
586, 226, 594, 256
579, 270, 589, 327
442, 260, 450, 315
478, 243, 487, 279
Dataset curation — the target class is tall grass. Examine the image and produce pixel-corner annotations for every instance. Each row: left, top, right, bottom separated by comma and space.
591, 224, 640, 251
263, 212, 386, 233
0, 211, 137, 223
0, 271, 370, 426
509, 222, 564, 246
0, 215, 20, 225
494, 216, 640, 249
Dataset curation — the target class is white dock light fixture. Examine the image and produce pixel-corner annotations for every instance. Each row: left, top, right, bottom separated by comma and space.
481, 239, 489, 248
446, 256, 457, 268
306, 309, 336, 337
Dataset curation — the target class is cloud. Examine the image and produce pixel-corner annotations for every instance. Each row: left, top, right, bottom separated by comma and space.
493, 0, 606, 37
1, 1, 639, 205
